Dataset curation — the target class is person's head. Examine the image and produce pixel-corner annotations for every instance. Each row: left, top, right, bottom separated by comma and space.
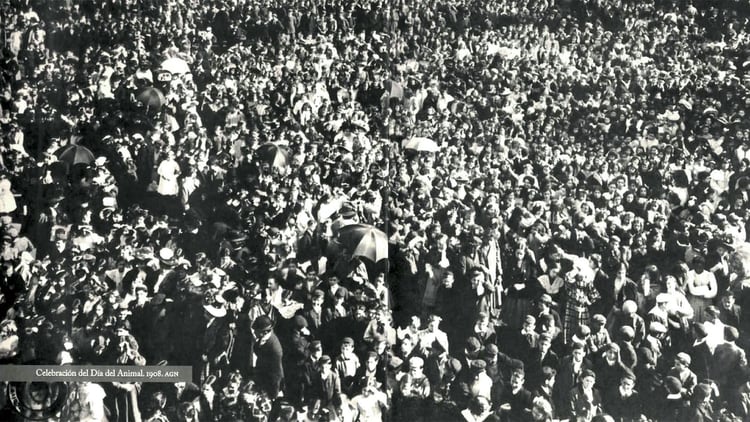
468, 396, 491, 416
571, 343, 585, 363
538, 294, 553, 312
267, 277, 279, 291
469, 269, 485, 289
522, 315, 536, 332
310, 341, 323, 361
588, 254, 601, 269
591, 314, 606, 332
674, 352, 690, 370
442, 271, 455, 288
622, 300, 637, 316
616, 262, 627, 278
531, 397, 554, 421
541, 366, 556, 390
427, 314, 441, 331
400, 336, 414, 356
693, 384, 712, 407
409, 315, 421, 330
319, 355, 333, 373
580, 369, 596, 389
664, 275, 678, 293
365, 351, 378, 371
721, 290, 735, 309
538, 332, 552, 353
374, 336, 388, 355
135, 285, 148, 302
353, 303, 367, 320
374, 272, 385, 285
656, 293, 670, 310
340, 337, 355, 356
605, 343, 620, 362
311, 290, 325, 308
619, 373, 636, 396
511, 368, 525, 390
251, 316, 274, 341
409, 356, 424, 377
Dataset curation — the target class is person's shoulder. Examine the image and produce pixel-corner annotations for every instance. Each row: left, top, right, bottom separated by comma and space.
265, 333, 283, 349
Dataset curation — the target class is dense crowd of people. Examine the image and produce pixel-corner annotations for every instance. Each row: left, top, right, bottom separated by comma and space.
2, 0, 750, 420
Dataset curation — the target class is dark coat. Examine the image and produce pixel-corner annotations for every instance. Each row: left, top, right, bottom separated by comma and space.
255, 332, 284, 398
593, 357, 630, 393
567, 384, 602, 420
603, 388, 642, 421
712, 342, 747, 389
690, 341, 713, 382
718, 304, 741, 329
554, 355, 593, 415
525, 348, 560, 390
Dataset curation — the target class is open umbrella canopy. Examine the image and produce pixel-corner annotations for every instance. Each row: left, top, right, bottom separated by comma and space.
56, 144, 95, 166
337, 224, 389, 262
160, 57, 190, 75
255, 143, 290, 169
136, 87, 166, 112
402, 136, 439, 153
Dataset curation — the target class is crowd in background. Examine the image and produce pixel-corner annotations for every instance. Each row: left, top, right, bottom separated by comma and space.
2, 0, 750, 420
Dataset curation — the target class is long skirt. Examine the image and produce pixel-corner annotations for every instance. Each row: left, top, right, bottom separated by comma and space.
563, 303, 590, 344
687, 295, 712, 323
502, 297, 531, 329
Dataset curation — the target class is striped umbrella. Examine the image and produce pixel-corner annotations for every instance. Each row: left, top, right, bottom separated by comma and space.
56, 144, 95, 166
255, 143, 290, 169
337, 224, 389, 263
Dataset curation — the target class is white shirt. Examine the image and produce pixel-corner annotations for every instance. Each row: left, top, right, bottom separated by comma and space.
351, 391, 387, 422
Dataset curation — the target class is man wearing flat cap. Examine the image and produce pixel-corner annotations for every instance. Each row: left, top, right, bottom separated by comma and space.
395, 356, 430, 421
668, 352, 697, 395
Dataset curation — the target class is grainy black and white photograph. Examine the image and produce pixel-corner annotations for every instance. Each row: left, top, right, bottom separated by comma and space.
2, 0, 750, 420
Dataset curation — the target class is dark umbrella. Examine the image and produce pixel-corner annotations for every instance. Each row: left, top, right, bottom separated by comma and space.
136, 87, 166, 113
337, 224, 389, 263
56, 144, 95, 166
255, 143, 289, 169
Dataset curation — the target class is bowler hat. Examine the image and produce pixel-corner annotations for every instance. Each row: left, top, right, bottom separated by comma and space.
252, 315, 274, 332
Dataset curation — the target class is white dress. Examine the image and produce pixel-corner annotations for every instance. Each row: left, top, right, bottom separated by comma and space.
156, 159, 180, 196
0, 178, 17, 213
